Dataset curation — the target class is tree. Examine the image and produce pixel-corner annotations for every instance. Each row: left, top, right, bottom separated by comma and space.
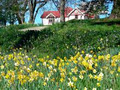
60, 0, 66, 22
109, 0, 120, 18
0, 0, 25, 25
52, 0, 67, 22
1, 0, 49, 24
28, 0, 48, 23
14, 0, 28, 24
0, 0, 6, 25
0, 0, 17, 25
79, 0, 120, 19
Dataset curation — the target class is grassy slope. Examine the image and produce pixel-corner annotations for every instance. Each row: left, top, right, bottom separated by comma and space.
0, 19, 120, 58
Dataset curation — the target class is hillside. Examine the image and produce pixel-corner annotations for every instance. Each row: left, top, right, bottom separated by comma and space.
0, 19, 120, 90
0, 19, 120, 58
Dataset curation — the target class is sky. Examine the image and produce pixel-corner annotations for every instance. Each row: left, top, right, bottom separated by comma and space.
99, 1, 113, 18
25, 1, 114, 24
25, 1, 56, 24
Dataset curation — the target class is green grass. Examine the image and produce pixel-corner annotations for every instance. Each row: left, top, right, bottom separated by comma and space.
0, 19, 120, 58
0, 19, 120, 90
0, 48, 120, 90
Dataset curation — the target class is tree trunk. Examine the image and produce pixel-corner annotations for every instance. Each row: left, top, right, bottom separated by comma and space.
17, 14, 25, 24
109, 0, 120, 19
60, 0, 65, 22
17, 16, 22, 24
29, 11, 34, 24
28, 1, 35, 24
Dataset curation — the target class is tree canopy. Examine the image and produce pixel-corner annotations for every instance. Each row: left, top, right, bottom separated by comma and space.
0, 0, 119, 25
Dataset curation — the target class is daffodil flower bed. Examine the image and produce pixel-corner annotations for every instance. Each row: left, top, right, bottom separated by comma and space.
0, 50, 120, 90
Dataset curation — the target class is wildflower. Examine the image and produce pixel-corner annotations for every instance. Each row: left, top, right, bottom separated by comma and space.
81, 50, 85, 54
100, 38, 103, 41
110, 71, 114, 74
36, 63, 39, 67
118, 67, 120, 72
89, 74, 93, 79
39, 72, 44, 78
94, 75, 98, 79
80, 70, 86, 74
90, 50, 93, 53
14, 62, 20, 66
21, 79, 27, 85
97, 83, 101, 87
1, 65, 4, 69
84, 87, 87, 90
98, 47, 101, 50
53, 69, 57, 72
68, 81, 74, 87
1, 71, 5, 76
99, 72, 104, 77
79, 75, 83, 79
69, 72, 72, 76
51, 78, 55, 82
92, 88, 97, 90
88, 65, 93, 70
93, 69, 97, 73
60, 72, 65, 78
48, 65, 53, 70
116, 73, 119, 77
45, 77, 49, 81
43, 62, 46, 66
72, 76, 77, 82
71, 67, 78, 74
21, 60, 25, 65
97, 76, 102, 81
26, 68, 31, 73
29, 65, 33, 68
47, 55, 49, 58
60, 78, 64, 82
105, 54, 110, 60
66, 62, 69, 66
5, 74, 10, 79
82, 60, 88, 67
86, 54, 92, 58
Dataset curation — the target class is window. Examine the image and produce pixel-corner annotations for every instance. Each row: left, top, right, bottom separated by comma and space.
75, 15, 78, 19
49, 17, 54, 24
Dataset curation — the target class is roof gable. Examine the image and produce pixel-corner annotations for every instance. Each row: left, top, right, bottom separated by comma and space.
46, 13, 56, 18
41, 7, 73, 18
67, 8, 85, 16
41, 11, 60, 18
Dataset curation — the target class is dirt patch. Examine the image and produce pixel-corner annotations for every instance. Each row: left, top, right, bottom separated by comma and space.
19, 26, 48, 31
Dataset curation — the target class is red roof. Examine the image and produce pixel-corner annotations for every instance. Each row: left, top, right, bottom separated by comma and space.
41, 11, 60, 18
41, 7, 73, 18
64, 7, 73, 17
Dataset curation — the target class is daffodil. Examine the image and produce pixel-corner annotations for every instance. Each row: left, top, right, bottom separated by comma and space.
68, 81, 74, 87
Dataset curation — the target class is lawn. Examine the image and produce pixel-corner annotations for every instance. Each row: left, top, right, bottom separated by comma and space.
0, 19, 120, 90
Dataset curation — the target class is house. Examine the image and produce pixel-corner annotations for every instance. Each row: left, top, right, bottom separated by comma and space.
41, 7, 90, 25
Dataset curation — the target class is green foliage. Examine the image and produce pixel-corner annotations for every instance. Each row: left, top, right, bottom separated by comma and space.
0, 24, 37, 52
0, 19, 120, 58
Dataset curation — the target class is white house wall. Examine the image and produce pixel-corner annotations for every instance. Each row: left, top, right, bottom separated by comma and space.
68, 16, 75, 20
42, 18, 60, 25
42, 18, 49, 25
81, 15, 85, 19
65, 17, 69, 21
55, 18, 60, 23
42, 9, 88, 25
